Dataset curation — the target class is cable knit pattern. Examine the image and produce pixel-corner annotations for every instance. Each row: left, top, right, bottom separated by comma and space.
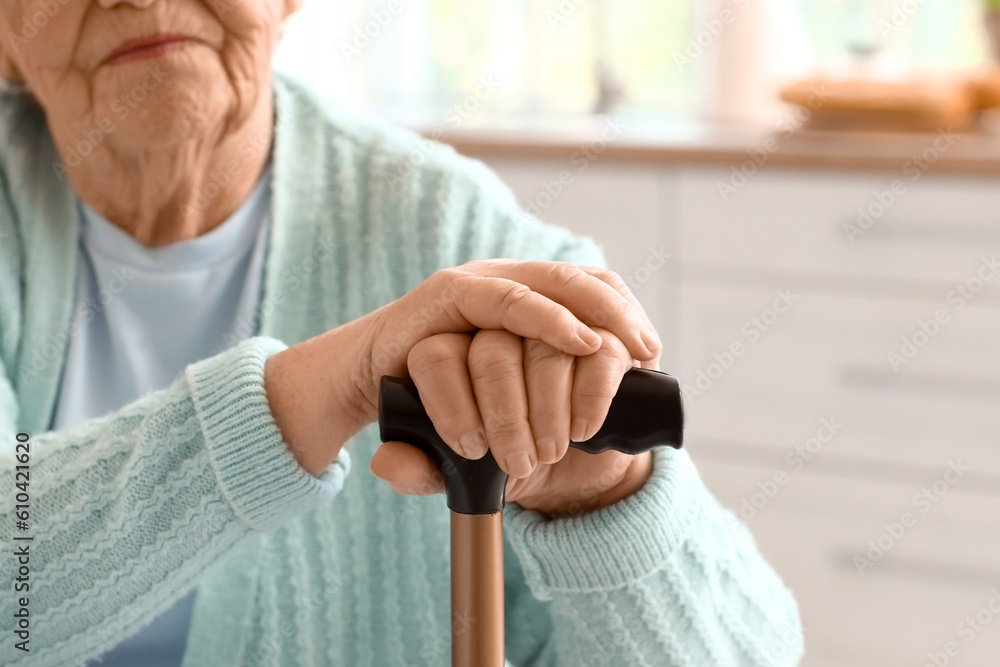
0, 74, 802, 666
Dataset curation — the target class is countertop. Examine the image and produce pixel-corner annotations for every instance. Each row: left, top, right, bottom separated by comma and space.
390, 110, 1000, 175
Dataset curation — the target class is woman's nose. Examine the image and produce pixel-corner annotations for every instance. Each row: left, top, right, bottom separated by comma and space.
96, 0, 158, 8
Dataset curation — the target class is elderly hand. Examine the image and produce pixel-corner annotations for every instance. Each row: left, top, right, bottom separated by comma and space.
264, 260, 661, 491
369, 327, 658, 517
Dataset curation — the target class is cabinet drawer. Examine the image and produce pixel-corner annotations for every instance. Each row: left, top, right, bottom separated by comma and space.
695, 458, 1000, 667
677, 284, 1000, 474
679, 167, 1000, 294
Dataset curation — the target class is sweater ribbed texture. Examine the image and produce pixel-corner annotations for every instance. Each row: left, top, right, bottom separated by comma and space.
0, 74, 802, 666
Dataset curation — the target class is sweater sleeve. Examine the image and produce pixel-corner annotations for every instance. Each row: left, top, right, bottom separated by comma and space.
419, 156, 804, 665
503, 449, 803, 667
0, 337, 350, 667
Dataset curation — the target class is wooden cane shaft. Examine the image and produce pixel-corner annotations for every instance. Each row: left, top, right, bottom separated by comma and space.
450, 511, 505, 667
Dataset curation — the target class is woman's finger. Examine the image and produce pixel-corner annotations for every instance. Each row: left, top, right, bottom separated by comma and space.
522, 338, 575, 465
409, 262, 656, 359
570, 328, 634, 442
403, 272, 601, 359
451, 274, 604, 355
467, 329, 537, 479
369, 441, 445, 495
407, 333, 487, 459
373, 260, 660, 385
481, 261, 658, 361
577, 264, 661, 356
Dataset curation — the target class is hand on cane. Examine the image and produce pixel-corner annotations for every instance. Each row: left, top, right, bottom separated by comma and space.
264, 260, 661, 515
370, 327, 660, 516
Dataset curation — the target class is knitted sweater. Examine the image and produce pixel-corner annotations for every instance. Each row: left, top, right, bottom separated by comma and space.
0, 75, 803, 667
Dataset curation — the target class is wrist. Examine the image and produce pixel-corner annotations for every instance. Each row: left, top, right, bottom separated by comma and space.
264, 321, 376, 476
516, 451, 655, 519
588, 451, 654, 511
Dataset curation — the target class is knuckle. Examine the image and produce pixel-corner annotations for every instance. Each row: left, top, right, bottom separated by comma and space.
575, 385, 618, 405
605, 270, 631, 295
407, 336, 458, 375
433, 267, 463, 286
468, 330, 518, 361
546, 261, 588, 288
596, 330, 630, 359
479, 401, 520, 430
586, 306, 610, 327
529, 407, 566, 432
524, 338, 569, 363
457, 258, 488, 272
496, 282, 532, 316
469, 352, 521, 383
426, 269, 465, 305
483, 409, 526, 436
441, 404, 482, 432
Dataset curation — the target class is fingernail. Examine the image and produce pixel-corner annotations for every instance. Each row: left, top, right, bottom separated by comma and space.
505, 452, 534, 478
535, 438, 557, 463
640, 328, 661, 354
571, 417, 589, 442
576, 323, 601, 348
459, 430, 487, 459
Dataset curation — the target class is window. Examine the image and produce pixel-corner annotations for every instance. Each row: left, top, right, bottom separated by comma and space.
274, 0, 991, 121
799, 0, 987, 73
274, 0, 695, 118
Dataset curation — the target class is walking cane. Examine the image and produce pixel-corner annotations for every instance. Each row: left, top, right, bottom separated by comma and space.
379, 367, 684, 667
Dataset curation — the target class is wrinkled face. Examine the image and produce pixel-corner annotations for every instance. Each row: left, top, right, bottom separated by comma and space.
0, 0, 299, 151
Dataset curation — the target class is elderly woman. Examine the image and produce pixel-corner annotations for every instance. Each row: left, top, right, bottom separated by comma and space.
0, 1, 801, 666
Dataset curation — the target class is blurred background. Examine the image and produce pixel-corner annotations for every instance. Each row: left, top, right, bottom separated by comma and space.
277, 2, 1000, 666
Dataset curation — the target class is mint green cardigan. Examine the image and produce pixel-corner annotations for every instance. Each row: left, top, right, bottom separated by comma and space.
0, 75, 803, 666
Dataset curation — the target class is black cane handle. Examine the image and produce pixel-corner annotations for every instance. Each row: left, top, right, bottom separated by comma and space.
377, 368, 684, 515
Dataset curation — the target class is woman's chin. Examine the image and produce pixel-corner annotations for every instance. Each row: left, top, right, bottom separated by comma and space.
94, 57, 236, 150
97, 78, 232, 151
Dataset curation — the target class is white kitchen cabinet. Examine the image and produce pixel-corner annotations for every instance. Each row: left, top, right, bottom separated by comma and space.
699, 457, 1000, 667
678, 283, 1000, 474
678, 168, 1000, 300
479, 154, 1000, 667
